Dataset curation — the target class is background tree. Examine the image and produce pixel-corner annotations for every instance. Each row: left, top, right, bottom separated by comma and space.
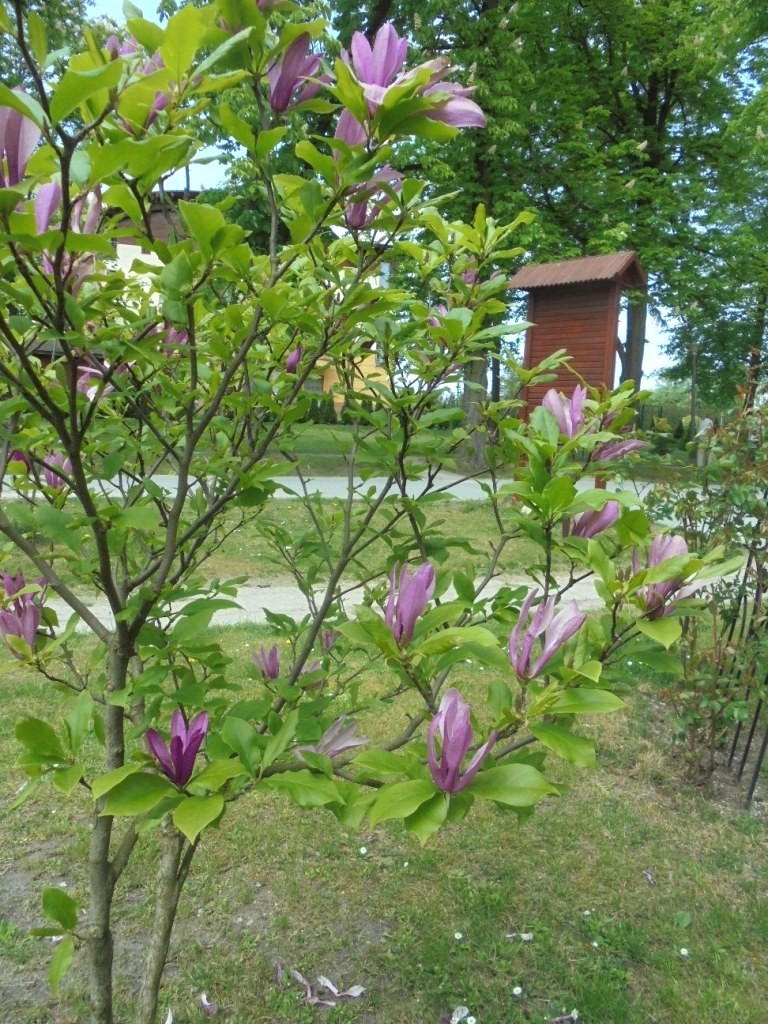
332, 0, 768, 396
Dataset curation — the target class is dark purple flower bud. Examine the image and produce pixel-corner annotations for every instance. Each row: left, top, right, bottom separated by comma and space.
146, 709, 208, 787
592, 437, 648, 461
384, 562, 435, 646
344, 166, 402, 230
0, 97, 41, 188
295, 716, 368, 762
427, 689, 496, 794
267, 34, 325, 114
322, 629, 339, 651
563, 501, 620, 540
285, 345, 302, 373
541, 385, 587, 438
7, 450, 29, 470
253, 644, 280, 679
509, 589, 586, 679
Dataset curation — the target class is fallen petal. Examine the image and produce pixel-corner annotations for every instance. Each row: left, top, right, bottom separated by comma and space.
317, 975, 339, 996
200, 992, 219, 1015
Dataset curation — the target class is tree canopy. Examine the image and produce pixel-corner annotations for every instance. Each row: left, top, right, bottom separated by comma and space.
331, 0, 768, 395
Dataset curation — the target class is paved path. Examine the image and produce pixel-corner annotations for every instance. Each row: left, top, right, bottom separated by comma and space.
38, 471, 646, 632
48, 574, 604, 635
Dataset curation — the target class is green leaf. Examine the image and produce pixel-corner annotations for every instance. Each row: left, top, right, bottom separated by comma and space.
189, 759, 248, 792
49, 935, 74, 995
635, 617, 682, 649
256, 126, 288, 159
26, 10, 48, 67
101, 773, 177, 815
262, 709, 298, 769
415, 625, 498, 657
545, 688, 626, 715
404, 791, 449, 845
353, 750, 411, 781
159, 4, 207, 80
221, 717, 261, 775
52, 764, 84, 795
367, 779, 436, 827
261, 770, 340, 809
529, 723, 596, 768
16, 718, 66, 761
91, 764, 141, 800
0, 83, 46, 127
50, 62, 124, 125
468, 764, 560, 806
42, 887, 77, 931
172, 794, 224, 843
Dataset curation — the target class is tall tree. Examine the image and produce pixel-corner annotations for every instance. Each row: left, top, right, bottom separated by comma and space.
332, 0, 768, 390
0, 0, 94, 84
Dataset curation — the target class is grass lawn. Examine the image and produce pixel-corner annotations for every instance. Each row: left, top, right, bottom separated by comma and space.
203, 498, 562, 585
1, 624, 766, 1024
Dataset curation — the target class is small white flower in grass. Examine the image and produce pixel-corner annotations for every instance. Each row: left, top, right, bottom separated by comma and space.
454, 931, 463, 941
403, 861, 409, 868
359, 846, 367, 855
466, 1017, 476, 1024
582, 909, 591, 916
521, 932, 534, 942
592, 941, 599, 948
512, 986, 523, 997
680, 947, 690, 958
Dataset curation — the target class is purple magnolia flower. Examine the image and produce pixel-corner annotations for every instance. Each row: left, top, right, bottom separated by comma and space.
0, 570, 45, 657
427, 689, 496, 794
541, 385, 587, 437
336, 23, 484, 146
253, 644, 280, 679
296, 716, 368, 762
37, 185, 102, 292
146, 709, 209, 787
344, 165, 402, 229
421, 64, 486, 129
105, 35, 138, 58
0, 99, 41, 188
592, 437, 648, 461
35, 181, 62, 234
42, 451, 72, 492
385, 562, 435, 646
0, 602, 41, 655
563, 501, 620, 539
509, 589, 586, 679
285, 345, 302, 373
633, 534, 695, 619
267, 34, 325, 113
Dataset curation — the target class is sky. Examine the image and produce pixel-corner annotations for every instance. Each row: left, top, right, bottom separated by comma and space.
86, 0, 674, 381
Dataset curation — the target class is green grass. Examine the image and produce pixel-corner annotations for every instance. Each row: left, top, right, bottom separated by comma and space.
1, 626, 767, 1024
204, 497, 559, 584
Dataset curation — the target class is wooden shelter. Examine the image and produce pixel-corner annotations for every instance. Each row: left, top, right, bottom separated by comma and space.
508, 251, 647, 407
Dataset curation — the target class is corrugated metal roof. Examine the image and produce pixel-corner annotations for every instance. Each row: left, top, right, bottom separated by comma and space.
509, 251, 646, 289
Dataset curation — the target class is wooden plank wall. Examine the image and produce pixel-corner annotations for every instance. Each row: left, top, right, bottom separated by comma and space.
522, 282, 619, 407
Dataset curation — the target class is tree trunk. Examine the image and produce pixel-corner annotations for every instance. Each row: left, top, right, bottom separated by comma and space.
745, 284, 768, 409
621, 295, 647, 388
461, 356, 488, 470
137, 826, 186, 1024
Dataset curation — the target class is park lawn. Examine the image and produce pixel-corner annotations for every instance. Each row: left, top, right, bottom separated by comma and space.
0, 625, 766, 1024
204, 498, 564, 584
